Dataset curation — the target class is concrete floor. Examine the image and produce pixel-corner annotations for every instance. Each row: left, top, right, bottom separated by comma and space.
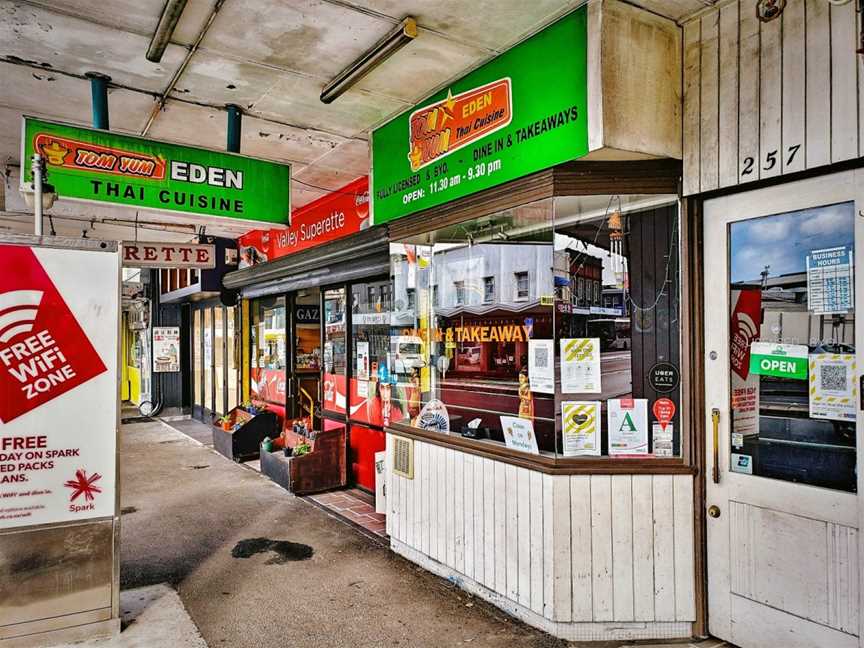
120, 420, 571, 647
119, 419, 728, 648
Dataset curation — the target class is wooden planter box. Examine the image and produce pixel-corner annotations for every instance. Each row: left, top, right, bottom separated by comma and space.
212, 408, 278, 462
260, 425, 347, 495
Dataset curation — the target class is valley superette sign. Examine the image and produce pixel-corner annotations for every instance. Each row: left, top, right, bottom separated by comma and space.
21, 117, 291, 226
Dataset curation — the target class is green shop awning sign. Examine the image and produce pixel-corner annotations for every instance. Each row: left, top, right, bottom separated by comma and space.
370, 7, 588, 224
21, 117, 291, 226
749, 342, 809, 380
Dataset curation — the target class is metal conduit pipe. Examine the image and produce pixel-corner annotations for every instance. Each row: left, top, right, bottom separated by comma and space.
85, 72, 111, 129
142, 0, 227, 136
146, 0, 190, 63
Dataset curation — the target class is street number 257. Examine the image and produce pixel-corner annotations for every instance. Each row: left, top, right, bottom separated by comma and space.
741, 144, 801, 176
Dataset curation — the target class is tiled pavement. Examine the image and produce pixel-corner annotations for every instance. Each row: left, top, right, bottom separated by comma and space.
626, 639, 730, 648
308, 488, 387, 537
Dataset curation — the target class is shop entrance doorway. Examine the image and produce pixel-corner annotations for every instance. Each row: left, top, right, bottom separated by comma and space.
192, 302, 240, 422
288, 288, 321, 427
704, 170, 863, 648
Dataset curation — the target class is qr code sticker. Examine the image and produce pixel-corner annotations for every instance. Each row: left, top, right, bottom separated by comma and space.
820, 363, 848, 393
534, 347, 549, 368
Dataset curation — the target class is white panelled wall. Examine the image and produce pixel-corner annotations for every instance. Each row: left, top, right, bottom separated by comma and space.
386, 436, 696, 641
683, 0, 864, 195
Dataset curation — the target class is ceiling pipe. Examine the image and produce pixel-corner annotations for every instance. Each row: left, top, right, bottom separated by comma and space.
146, 0, 189, 63
226, 104, 242, 153
141, 0, 226, 136
85, 72, 111, 129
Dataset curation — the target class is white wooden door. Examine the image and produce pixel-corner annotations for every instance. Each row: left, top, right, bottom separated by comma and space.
704, 170, 864, 648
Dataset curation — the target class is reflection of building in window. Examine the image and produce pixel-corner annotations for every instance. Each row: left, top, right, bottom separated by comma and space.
454, 280, 466, 305
515, 272, 529, 300
406, 288, 416, 310
432, 284, 439, 307
483, 276, 495, 303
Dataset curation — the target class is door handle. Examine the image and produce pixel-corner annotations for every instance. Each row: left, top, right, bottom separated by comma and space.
711, 408, 720, 484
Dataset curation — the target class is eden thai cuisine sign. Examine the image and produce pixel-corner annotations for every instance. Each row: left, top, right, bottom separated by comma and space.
21, 116, 291, 226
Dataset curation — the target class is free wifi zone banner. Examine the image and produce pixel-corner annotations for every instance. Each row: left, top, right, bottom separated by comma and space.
0, 243, 118, 529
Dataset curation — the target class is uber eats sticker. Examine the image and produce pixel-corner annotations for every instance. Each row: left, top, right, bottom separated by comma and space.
749, 342, 809, 380
21, 117, 291, 226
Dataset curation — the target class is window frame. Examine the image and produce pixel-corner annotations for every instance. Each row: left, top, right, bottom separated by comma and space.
380, 160, 697, 476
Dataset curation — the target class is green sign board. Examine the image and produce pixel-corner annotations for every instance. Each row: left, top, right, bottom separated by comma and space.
749, 342, 809, 380
370, 8, 588, 224
21, 117, 290, 226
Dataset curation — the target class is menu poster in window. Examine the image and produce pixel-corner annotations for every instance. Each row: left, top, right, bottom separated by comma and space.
608, 398, 649, 455
560, 338, 601, 393
152, 326, 180, 372
357, 341, 370, 397
528, 339, 554, 394
500, 415, 540, 455
809, 353, 857, 421
561, 401, 601, 456
806, 246, 853, 314
652, 423, 673, 457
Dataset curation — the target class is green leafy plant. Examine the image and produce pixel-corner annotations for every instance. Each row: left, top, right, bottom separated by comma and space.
292, 441, 311, 457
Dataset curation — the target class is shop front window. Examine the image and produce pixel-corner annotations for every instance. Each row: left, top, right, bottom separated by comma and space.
350, 279, 396, 427
250, 296, 286, 415
389, 194, 682, 461
322, 287, 347, 415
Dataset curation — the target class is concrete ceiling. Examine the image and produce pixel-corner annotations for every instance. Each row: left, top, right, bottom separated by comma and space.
0, 0, 712, 242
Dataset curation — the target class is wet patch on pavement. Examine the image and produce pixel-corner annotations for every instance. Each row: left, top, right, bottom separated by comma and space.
231, 537, 314, 564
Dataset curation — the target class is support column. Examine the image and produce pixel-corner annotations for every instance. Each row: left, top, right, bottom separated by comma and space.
227, 104, 242, 153
85, 72, 111, 130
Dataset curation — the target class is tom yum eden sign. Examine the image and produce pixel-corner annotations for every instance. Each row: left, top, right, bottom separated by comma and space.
21, 117, 291, 227
121, 242, 215, 269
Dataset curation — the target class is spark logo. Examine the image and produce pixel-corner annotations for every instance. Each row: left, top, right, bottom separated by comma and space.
0, 246, 106, 422
64, 468, 102, 512
0, 290, 43, 343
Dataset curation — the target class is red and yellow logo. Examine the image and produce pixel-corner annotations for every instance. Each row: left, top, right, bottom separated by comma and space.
408, 78, 512, 171
33, 133, 167, 180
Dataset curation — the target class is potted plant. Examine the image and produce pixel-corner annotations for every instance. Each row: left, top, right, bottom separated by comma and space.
241, 399, 255, 415
218, 414, 231, 431
292, 441, 311, 457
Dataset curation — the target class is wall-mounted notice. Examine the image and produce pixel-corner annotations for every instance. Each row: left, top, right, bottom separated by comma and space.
0, 241, 118, 529
356, 341, 370, 398
561, 401, 601, 456
560, 338, 600, 393
809, 353, 857, 422
608, 398, 649, 455
806, 246, 853, 314
528, 339, 554, 394
500, 415, 539, 455
152, 326, 180, 373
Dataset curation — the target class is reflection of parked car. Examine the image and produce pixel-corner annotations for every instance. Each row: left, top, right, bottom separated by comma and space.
587, 318, 631, 351
393, 336, 426, 373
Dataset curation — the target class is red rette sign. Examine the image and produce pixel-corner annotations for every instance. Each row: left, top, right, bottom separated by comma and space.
121, 242, 216, 269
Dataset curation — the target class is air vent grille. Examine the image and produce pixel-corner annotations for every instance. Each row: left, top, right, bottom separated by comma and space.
392, 436, 414, 479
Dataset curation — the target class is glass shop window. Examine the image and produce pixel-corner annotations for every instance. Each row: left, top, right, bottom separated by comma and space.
389, 194, 682, 461
350, 279, 395, 427
322, 287, 347, 415
728, 203, 856, 492
250, 296, 287, 413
